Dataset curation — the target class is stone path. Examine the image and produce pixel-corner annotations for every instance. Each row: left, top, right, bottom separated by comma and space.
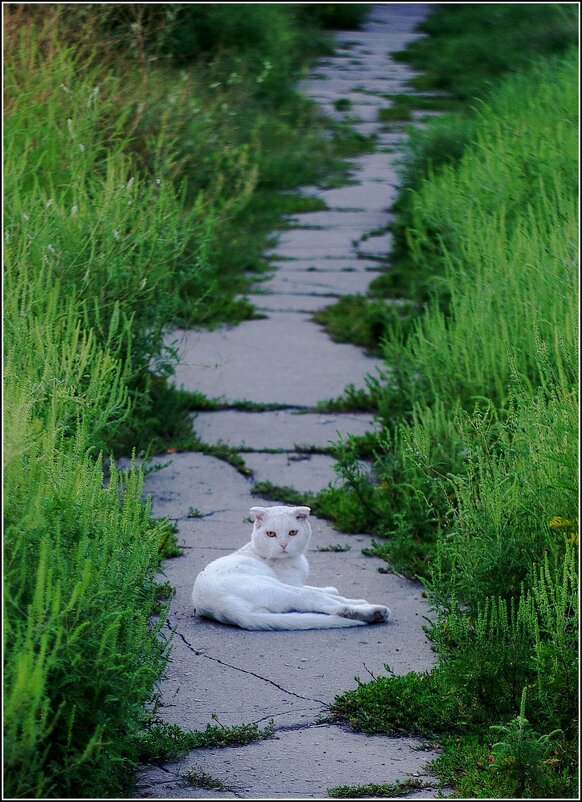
135, 5, 443, 799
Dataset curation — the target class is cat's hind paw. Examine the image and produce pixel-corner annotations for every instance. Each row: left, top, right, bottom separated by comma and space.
340, 604, 391, 623
371, 605, 391, 623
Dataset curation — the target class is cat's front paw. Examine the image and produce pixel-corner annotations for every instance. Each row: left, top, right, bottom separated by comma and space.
322, 586, 340, 595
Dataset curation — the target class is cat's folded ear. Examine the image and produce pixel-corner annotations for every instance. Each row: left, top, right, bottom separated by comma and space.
249, 506, 268, 523
293, 506, 311, 521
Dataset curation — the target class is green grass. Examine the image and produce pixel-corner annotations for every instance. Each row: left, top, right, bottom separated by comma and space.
315, 381, 382, 413
314, 294, 419, 356
314, 52, 578, 577
135, 718, 275, 764
332, 549, 578, 797
378, 93, 458, 123
333, 97, 353, 112
394, 3, 578, 101
182, 767, 227, 791
4, 4, 376, 458
328, 778, 431, 798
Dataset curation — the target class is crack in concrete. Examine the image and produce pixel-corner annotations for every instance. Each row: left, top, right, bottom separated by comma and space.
167, 620, 329, 707
251, 708, 328, 727
272, 720, 333, 735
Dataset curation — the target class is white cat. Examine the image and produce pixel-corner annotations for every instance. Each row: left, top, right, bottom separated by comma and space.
192, 505, 390, 630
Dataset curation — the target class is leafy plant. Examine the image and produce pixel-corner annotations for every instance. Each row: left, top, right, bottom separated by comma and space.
328, 778, 430, 798
134, 718, 275, 764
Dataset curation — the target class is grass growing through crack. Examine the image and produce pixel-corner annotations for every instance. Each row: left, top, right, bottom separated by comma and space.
328, 778, 431, 798
315, 382, 382, 413
182, 768, 227, 791
378, 92, 458, 122
135, 718, 275, 764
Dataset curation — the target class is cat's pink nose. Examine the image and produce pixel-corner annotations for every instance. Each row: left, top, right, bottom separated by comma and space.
280, 543, 287, 550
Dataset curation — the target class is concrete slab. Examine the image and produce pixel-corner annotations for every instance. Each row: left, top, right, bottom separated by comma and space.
247, 293, 331, 314
301, 75, 413, 96
311, 181, 399, 212
264, 269, 378, 296
266, 257, 380, 273
167, 317, 384, 406
285, 210, 389, 230
191, 410, 379, 451
350, 152, 402, 184
129, 452, 436, 745
268, 226, 363, 258
117, 451, 253, 522
357, 232, 393, 258
303, 90, 385, 106
242, 452, 339, 493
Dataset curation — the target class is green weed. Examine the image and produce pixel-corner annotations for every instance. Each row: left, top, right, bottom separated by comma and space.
334, 97, 353, 112
333, 547, 578, 796
328, 778, 430, 798
316, 381, 383, 413
314, 295, 419, 355
319, 53, 578, 580
322, 16, 578, 797
182, 767, 227, 790
135, 718, 275, 765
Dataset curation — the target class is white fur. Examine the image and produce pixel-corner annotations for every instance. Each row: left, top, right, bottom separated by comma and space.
192, 505, 391, 630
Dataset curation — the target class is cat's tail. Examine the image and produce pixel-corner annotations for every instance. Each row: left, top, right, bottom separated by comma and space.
222, 610, 367, 631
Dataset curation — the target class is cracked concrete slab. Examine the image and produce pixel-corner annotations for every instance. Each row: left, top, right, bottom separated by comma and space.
357, 232, 393, 257
350, 152, 403, 183
268, 226, 364, 258
138, 727, 439, 799
308, 181, 399, 212
133, 454, 435, 739
167, 316, 384, 406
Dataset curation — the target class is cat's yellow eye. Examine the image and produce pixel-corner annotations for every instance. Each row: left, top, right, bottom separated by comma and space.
288, 530, 298, 536
266, 530, 277, 538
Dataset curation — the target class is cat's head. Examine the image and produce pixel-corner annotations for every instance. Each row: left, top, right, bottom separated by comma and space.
249, 505, 312, 560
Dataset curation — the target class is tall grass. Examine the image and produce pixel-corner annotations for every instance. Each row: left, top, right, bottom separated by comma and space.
395, 2, 578, 100
324, 52, 578, 575
333, 546, 578, 797
3, 267, 174, 796
4, 5, 376, 795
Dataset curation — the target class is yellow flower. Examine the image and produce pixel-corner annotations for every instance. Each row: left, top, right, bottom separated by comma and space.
566, 532, 578, 545
549, 516, 573, 528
